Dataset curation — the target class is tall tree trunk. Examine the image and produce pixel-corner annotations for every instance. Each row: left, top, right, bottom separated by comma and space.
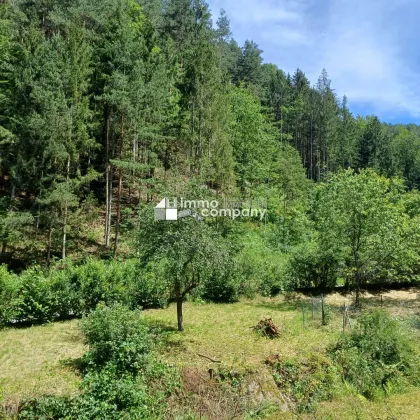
1, 184, 16, 257
113, 113, 124, 257
174, 275, 184, 331
105, 106, 111, 247
62, 205, 68, 259
1, 241, 7, 256
62, 156, 70, 260
46, 223, 53, 267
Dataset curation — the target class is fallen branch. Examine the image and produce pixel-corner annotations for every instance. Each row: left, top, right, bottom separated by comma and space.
197, 353, 221, 363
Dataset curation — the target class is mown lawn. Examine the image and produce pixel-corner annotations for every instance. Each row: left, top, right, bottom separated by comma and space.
0, 290, 419, 418
0, 320, 85, 410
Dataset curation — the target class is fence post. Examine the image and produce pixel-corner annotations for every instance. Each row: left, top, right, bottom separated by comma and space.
302, 301, 305, 328
343, 303, 346, 332
311, 298, 314, 321
321, 294, 325, 325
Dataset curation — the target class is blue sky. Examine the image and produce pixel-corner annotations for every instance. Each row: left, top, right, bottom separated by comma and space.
206, 0, 420, 124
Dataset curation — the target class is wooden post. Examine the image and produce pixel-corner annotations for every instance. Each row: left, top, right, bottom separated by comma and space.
343, 303, 347, 332
321, 294, 325, 325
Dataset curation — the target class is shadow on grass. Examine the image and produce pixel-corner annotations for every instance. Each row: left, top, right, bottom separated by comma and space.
248, 299, 346, 314
144, 319, 187, 352
408, 316, 420, 330
60, 357, 86, 373
245, 300, 302, 312
145, 319, 178, 333
2, 316, 79, 330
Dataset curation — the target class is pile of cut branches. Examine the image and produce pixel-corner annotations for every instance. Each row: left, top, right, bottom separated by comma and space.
253, 318, 281, 338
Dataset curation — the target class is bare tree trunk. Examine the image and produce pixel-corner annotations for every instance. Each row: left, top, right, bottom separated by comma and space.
1, 184, 16, 257
177, 297, 184, 332
355, 271, 361, 307
47, 223, 53, 267
1, 241, 7, 256
113, 113, 124, 257
105, 107, 111, 247
62, 206, 68, 259
62, 156, 70, 260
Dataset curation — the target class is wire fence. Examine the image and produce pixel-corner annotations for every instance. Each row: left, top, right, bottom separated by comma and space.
301, 294, 354, 332
299, 291, 420, 332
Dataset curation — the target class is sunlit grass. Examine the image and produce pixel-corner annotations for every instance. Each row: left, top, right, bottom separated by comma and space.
0, 291, 419, 418
0, 320, 85, 407
144, 295, 343, 370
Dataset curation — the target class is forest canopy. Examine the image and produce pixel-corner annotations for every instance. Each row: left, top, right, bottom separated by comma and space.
1, 0, 420, 303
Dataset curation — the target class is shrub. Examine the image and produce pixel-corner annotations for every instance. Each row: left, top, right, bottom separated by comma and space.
72, 258, 127, 314
200, 260, 241, 303
0, 266, 56, 325
128, 261, 170, 309
19, 369, 170, 420
0, 265, 19, 324
330, 310, 420, 399
80, 304, 152, 374
19, 305, 178, 419
18, 396, 73, 420
75, 369, 153, 419
284, 241, 339, 289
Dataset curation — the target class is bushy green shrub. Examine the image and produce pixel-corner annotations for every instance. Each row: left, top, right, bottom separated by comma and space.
235, 233, 289, 298
284, 241, 339, 289
71, 258, 128, 314
47, 266, 82, 318
18, 396, 73, 420
128, 261, 170, 309
257, 256, 288, 297
330, 310, 420, 399
19, 305, 179, 419
0, 266, 57, 324
200, 258, 241, 303
81, 304, 152, 374
74, 369, 154, 419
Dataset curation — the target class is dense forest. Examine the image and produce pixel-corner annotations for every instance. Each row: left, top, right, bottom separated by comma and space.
1, 1, 420, 418
1, 0, 420, 311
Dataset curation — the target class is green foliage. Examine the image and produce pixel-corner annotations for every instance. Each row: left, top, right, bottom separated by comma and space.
80, 303, 151, 373
270, 354, 339, 412
0, 266, 57, 324
128, 261, 170, 309
0, 259, 172, 326
19, 304, 179, 419
200, 255, 241, 303
18, 396, 73, 420
284, 240, 340, 289
330, 311, 420, 399
314, 169, 409, 298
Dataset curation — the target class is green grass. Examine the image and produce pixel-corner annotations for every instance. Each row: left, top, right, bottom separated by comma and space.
144, 296, 343, 369
0, 320, 85, 408
144, 293, 420, 418
0, 292, 419, 418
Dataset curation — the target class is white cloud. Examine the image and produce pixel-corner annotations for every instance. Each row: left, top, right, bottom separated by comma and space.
207, 0, 420, 122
